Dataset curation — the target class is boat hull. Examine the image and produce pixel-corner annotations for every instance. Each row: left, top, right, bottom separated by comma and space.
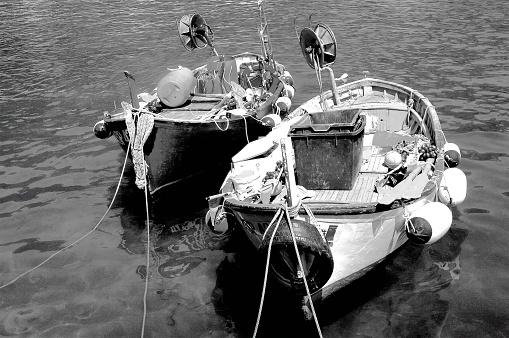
225, 190, 435, 302
110, 116, 270, 196
98, 52, 288, 197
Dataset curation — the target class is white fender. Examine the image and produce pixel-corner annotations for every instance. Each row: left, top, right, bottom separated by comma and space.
282, 70, 294, 86
275, 96, 292, 113
443, 142, 461, 168
406, 202, 453, 245
283, 84, 295, 100
261, 113, 282, 127
438, 168, 467, 206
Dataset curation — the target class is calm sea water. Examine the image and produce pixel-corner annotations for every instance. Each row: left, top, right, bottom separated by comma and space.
1, 0, 508, 337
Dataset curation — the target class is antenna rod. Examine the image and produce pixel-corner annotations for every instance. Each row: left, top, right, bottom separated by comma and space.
257, 0, 275, 70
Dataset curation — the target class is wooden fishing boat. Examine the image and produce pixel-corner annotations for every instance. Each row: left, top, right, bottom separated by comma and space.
206, 22, 467, 316
93, 4, 295, 197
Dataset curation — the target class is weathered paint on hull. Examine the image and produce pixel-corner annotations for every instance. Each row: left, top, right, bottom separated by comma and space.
112, 117, 270, 196
226, 191, 435, 302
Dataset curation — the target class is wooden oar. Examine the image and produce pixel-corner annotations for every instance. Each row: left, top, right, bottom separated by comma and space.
377, 164, 423, 205
402, 158, 435, 199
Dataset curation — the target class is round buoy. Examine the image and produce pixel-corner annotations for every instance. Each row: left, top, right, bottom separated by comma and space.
275, 96, 292, 113
261, 113, 282, 127
443, 142, 461, 168
406, 202, 452, 245
157, 67, 196, 107
438, 168, 467, 206
282, 70, 294, 86
93, 120, 112, 139
283, 84, 295, 100
383, 151, 402, 169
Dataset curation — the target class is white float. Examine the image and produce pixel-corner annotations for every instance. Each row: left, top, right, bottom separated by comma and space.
275, 96, 292, 113
406, 202, 453, 245
438, 168, 467, 206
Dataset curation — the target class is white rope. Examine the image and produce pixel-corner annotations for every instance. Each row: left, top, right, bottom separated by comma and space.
283, 205, 323, 338
242, 115, 249, 144
252, 208, 284, 338
0, 142, 132, 290
140, 158, 151, 338
123, 102, 154, 190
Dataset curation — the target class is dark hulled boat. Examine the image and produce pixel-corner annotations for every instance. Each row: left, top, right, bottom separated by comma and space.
93, 4, 295, 198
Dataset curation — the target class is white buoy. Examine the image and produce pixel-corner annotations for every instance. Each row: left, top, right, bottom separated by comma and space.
261, 114, 282, 127
443, 142, 461, 168
275, 96, 292, 113
406, 202, 453, 245
438, 168, 467, 206
283, 84, 295, 99
282, 71, 294, 86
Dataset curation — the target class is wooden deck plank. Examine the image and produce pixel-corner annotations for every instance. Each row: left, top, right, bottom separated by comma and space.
351, 176, 364, 202
303, 148, 389, 204
358, 175, 370, 202
331, 189, 340, 201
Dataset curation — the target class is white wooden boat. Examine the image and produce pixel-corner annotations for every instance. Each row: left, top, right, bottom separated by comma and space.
206, 22, 467, 316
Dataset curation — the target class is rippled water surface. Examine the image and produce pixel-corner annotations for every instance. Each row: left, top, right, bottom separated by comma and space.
1, 0, 508, 337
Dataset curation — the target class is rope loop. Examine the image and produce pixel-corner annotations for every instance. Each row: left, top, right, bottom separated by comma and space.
123, 102, 154, 190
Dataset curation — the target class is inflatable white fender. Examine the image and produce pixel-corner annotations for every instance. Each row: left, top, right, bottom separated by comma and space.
406, 202, 453, 245
275, 96, 292, 113
282, 70, 294, 86
283, 84, 295, 100
261, 113, 282, 127
205, 206, 229, 234
438, 168, 467, 206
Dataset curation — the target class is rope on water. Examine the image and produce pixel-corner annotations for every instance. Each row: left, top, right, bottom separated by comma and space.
122, 102, 153, 336
0, 142, 132, 290
253, 208, 284, 338
140, 158, 151, 338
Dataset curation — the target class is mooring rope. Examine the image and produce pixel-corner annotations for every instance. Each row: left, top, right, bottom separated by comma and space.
253, 205, 323, 338
123, 102, 154, 190
253, 208, 284, 338
0, 142, 132, 291
140, 158, 151, 338
122, 101, 153, 336
283, 204, 323, 338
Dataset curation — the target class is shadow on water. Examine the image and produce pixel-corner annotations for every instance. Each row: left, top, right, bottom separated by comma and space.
107, 157, 470, 337
318, 226, 469, 337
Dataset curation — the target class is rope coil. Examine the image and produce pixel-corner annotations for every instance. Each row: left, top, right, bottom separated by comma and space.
123, 102, 154, 190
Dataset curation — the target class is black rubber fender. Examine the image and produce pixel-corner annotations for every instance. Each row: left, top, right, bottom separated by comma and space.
259, 217, 333, 296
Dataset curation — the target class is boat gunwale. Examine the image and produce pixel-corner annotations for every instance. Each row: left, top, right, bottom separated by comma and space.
223, 77, 446, 213
102, 51, 283, 124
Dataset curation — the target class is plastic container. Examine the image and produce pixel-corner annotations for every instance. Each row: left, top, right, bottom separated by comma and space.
291, 109, 362, 134
157, 67, 196, 107
290, 112, 366, 190
231, 169, 259, 192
